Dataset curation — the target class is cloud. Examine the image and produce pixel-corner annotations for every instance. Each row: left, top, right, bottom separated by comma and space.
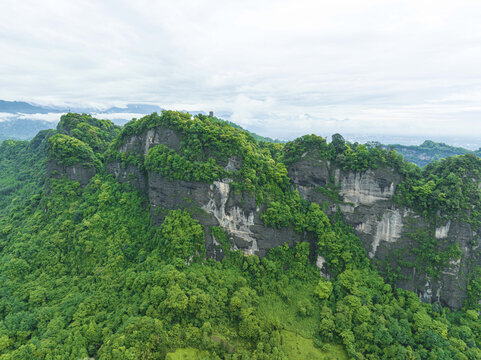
0, 112, 63, 123
2, 0, 481, 142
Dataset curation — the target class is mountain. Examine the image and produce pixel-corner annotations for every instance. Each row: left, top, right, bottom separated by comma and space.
382, 140, 481, 167
2, 112, 481, 358
0, 99, 163, 115
0, 119, 57, 142
103, 103, 164, 114
0, 100, 59, 114
0, 106, 283, 145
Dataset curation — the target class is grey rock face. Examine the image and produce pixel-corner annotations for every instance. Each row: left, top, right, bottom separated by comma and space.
105, 126, 478, 309
118, 126, 181, 155
46, 160, 95, 187
106, 162, 147, 191
288, 155, 479, 309
107, 126, 310, 260
147, 174, 308, 258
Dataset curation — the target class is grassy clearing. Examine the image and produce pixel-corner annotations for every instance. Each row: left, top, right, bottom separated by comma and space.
258, 281, 320, 338
165, 347, 211, 360
281, 330, 347, 360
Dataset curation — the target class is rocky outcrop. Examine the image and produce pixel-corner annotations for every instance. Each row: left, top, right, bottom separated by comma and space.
288, 154, 480, 309
107, 127, 311, 260
46, 160, 95, 187
105, 125, 479, 309
118, 126, 181, 155
106, 162, 147, 191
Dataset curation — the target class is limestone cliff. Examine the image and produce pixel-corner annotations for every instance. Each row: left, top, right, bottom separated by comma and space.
49, 118, 479, 310
106, 125, 310, 259
46, 160, 96, 187
288, 153, 478, 309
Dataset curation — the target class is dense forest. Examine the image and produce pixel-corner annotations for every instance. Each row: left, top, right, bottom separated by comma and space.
2, 112, 481, 359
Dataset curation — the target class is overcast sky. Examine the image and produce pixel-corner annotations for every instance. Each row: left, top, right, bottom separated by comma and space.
2, 0, 481, 141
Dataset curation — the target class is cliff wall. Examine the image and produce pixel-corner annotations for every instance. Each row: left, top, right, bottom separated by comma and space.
106, 125, 311, 260
49, 121, 479, 310
289, 154, 477, 309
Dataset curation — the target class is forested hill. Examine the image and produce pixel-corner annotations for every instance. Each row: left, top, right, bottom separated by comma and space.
0, 119, 57, 142
382, 140, 481, 167
3, 112, 481, 168
2, 112, 481, 359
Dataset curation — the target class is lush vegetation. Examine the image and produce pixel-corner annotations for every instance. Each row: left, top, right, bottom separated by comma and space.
0, 119, 56, 143
2, 111, 481, 359
282, 135, 481, 289
396, 154, 481, 223
282, 133, 410, 173
385, 140, 481, 168
282, 134, 481, 225
56, 112, 121, 154
145, 144, 227, 183
0, 129, 53, 217
111, 111, 291, 204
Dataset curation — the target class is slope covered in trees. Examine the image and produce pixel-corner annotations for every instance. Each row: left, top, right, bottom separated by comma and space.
1, 112, 481, 359
380, 140, 481, 168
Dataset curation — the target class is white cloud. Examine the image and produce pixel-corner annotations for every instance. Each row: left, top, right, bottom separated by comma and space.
2, 0, 481, 141
0, 112, 63, 123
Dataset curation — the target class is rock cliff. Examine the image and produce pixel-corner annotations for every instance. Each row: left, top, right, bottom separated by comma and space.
106, 125, 311, 259
50, 119, 479, 310
46, 160, 96, 187
288, 153, 478, 309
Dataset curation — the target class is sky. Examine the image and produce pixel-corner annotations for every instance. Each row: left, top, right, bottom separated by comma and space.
2, 0, 481, 141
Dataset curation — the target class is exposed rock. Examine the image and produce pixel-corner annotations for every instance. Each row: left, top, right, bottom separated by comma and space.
338, 170, 396, 206
46, 160, 95, 187
145, 171, 310, 258
435, 221, 451, 239
202, 180, 258, 255
105, 126, 480, 310
105, 162, 147, 191
369, 209, 403, 258
288, 155, 479, 309
224, 156, 242, 172
107, 126, 311, 258
118, 126, 181, 155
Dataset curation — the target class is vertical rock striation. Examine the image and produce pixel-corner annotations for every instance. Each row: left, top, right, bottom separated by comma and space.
288, 154, 480, 309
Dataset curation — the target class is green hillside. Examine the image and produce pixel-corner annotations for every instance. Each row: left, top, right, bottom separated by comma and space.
1, 112, 481, 359
384, 140, 481, 168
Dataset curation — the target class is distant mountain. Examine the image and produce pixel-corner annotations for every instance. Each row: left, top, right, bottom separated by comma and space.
383, 140, 481, 167
0, 119, 56, 142
0, 100, 166, 115
3, 100, 478, 166
0, 110, 283, 145
0, 100, 61, 114
0, 101, 284, 144
103, 103, 164, 114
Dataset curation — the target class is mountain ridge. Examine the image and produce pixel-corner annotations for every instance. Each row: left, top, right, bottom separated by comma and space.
2, 111, 481, 358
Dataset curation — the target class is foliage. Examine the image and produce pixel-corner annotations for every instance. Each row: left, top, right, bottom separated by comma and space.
113, 111, 291, 204
0, 130, 53, 217
409, 229, 462, 279
389, 140, 476, 168
145, 144, 226, 183
47, 134, 99, 168
465, 266, 481, 310
396, 154, 481, 225
57, 112, 121, 153
282, 134, 330, 166
282, 133, 409, 173
155, 209, 206, 265
2, 112, 481, 359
